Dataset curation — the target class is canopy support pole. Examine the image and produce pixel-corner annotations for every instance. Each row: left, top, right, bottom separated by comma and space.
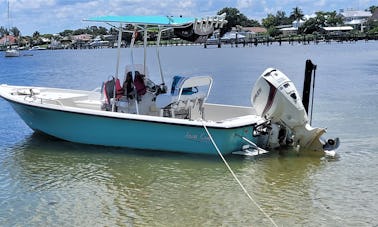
130, 25, 139, 114
143, 25, 148, 74
156, 27, 165, 85
112, 23, 123, 112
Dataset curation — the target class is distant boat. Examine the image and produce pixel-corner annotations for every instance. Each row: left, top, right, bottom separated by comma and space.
221, 31, 246, 43
89, 37, 109, 47
205, 35, 221, 48
5, 47, 20, 57
4, 0, 20, 58
30, 46, 47, 50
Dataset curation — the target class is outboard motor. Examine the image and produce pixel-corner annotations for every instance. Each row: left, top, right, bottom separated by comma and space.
251, 68, 337, 153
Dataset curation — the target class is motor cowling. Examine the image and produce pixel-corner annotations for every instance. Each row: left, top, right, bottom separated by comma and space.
251, 68, 326, 151
252, 68, 308, 126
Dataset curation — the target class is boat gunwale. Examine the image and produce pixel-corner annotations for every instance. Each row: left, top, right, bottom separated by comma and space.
0, 85, 260, 130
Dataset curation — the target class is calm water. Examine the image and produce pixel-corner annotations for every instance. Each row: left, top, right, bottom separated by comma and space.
0, 42, 377, 226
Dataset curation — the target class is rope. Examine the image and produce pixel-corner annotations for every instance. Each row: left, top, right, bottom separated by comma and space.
202, 121, 278, 227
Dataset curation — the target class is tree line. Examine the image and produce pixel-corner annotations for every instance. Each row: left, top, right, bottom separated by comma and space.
218, 6, 378, 36
2, 5, 378, 44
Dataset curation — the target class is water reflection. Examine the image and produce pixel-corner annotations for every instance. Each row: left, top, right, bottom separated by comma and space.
0, 132, 331, 226
2, 42, 378, 226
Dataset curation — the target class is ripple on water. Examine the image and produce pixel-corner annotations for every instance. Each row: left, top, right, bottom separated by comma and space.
306, 136, 378, 226
1, 44, 378, 226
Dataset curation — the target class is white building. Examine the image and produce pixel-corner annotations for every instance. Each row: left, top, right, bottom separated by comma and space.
340, 9, 372, 31
279, 14, 316, 35
292, 14, 316, 28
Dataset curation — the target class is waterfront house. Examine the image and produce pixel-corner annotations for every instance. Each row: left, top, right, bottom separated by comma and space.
370, 8, 378, 22
0, 35, 17, 47
340, 9, 372, 31
279, 26, 298, 36
322, 26, 354, 37
60, 36, 72, 48
278, 14, 316, 35
72, 34, 92, 48
241, 27, 268, 40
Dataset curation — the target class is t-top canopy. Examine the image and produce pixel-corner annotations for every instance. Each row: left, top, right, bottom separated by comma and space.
85, 15, 196, 26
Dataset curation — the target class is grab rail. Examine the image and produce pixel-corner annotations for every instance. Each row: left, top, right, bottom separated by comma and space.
24, 95, 64, 106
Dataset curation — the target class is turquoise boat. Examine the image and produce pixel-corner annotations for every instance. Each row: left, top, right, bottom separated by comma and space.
0, 14, 339, 156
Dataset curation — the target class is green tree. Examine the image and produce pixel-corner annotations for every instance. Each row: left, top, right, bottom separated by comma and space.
32, 31, 42, 45
300, 11, 344, 34
0, 26, 7, 37
276, 11, 292, 25
368, 5, 378, 13
324, 11, 343, 26
217, 7, 259, 35
244, 19, 260, 27
32, 31, 40, 39
262, 11, 292, 36
109, 27, 118, 35
217, 7, 241, 33
25, 36, 33, 45
300, 18, 318, 34
59, 29, 74, 37
73, 28, 88, 35
42, 34, 54, 39
366, 5, 378, 33
262, 11, 292, 28
97, 26, 108, 35
290, 6, 304, 28
267, 26, 281, 37
262, 13, 279, 28
9, 27, 20, 37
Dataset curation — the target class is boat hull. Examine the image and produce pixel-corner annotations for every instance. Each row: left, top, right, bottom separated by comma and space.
7, 99, 256, 155
5, 49, 20, 57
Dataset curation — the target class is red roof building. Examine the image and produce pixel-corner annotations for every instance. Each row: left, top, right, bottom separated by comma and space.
0, 35, 17, 46
241, 27, 267, 34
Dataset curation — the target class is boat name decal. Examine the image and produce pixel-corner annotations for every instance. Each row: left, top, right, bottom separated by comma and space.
185, 132, 210, 142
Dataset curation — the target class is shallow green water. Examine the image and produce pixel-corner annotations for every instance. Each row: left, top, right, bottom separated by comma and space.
1, 42, 377, 226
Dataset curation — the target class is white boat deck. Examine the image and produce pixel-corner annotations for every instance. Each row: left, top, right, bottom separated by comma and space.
1, 84, 261, 126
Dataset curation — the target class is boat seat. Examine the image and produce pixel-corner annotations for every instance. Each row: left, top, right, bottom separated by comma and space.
156, 75, 212, 118
156, 92, 204, 108
156, 92, 206, 118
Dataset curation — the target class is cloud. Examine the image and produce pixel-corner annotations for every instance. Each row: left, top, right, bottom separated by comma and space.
237, 0, 254, 9
314, 0, 327, 7
12, 0, 56, 11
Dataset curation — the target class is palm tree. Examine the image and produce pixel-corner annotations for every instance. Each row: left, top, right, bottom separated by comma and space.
10, 27, 20, 37
32, 31, 41, 45
0, 26, 7, 37
290, 7, 304, 28
32, 31, 40, 39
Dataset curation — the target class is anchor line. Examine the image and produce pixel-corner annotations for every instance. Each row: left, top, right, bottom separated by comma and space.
201, 121, 278, 227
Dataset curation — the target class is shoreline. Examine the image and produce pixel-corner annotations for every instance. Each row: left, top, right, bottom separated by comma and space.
0, 39, 378, 52
2, 38, 378, 52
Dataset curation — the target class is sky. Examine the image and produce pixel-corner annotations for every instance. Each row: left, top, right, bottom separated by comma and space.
1, 0, 376, 36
